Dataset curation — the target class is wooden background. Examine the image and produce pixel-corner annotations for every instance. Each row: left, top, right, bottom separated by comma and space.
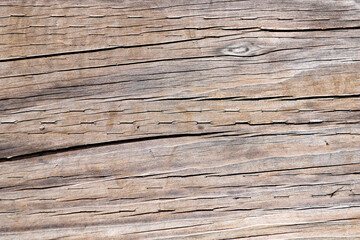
1, 0, 360, 239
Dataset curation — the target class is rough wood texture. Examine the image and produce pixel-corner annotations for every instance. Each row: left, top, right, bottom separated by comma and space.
1, 0, 360, 239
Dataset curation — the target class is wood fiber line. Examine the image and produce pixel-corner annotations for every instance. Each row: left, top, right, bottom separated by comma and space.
0, 0, 360, 239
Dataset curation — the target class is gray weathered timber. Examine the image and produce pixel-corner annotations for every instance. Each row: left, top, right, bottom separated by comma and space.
0, 0, 360, 239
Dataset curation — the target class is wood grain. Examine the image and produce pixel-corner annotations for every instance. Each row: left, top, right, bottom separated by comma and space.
0, 0, 360, 239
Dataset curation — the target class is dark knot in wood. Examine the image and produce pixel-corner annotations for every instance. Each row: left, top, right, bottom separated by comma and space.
222, 42, 271, 57
222, 42, 259, 56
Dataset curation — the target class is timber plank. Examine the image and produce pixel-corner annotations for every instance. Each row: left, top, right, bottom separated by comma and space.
0, 0, 360, 239
1, 135, 360, 238
1, 30, 360, 158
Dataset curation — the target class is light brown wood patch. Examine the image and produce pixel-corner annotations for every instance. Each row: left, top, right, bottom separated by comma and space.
0, 0, 360, 239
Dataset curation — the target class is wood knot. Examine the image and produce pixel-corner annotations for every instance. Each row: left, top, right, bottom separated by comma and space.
221, 42, 269, 57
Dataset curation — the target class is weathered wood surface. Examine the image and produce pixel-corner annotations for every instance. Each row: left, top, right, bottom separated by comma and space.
0, 0, 360, 239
